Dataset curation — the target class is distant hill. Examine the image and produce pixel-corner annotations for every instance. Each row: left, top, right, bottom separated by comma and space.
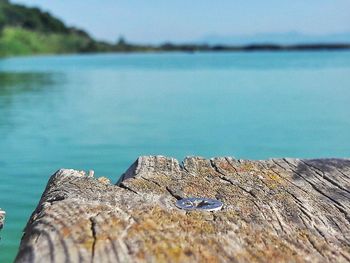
0, 0, 121, 56
0, 0, 80, 35
199, 32, 350, 45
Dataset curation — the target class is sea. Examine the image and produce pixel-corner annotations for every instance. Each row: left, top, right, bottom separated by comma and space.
0, 51, 350, 261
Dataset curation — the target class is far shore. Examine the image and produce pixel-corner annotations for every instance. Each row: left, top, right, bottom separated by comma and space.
1, 43, 350, 59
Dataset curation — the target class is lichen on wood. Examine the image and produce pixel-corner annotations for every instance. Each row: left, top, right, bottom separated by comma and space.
15, 156, 350, 262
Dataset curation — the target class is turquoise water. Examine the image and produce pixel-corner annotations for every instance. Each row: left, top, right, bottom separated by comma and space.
1, 51, 350, 261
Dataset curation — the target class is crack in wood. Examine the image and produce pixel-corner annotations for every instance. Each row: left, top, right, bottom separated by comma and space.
300, 160, 350, 195
89, 215, 98, 263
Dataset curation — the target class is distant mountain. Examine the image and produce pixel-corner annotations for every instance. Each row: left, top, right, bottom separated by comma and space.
198, 32, 350, 45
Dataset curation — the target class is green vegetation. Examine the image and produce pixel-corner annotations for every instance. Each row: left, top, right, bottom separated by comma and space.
0, 0, 117, 56
0, 27, 99, 56
0, 0, 69, 33
0, 0, 349, 57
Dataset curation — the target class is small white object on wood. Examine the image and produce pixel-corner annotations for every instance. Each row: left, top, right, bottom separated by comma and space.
0, 209, 5, 231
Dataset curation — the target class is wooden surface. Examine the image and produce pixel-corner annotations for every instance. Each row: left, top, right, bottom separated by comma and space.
15, 156, 350, 263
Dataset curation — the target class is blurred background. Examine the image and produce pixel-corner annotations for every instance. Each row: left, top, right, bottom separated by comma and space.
1, 0, 350, 261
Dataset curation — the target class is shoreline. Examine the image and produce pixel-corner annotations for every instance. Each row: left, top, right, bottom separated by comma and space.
1, 43, 350, 59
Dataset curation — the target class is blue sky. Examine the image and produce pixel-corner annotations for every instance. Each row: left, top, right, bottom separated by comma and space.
12, 0, 350, 43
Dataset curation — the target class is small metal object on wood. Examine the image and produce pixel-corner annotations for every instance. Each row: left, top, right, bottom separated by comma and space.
0, 209, 5, 231
15, 156, 350, 263
176, 197, 223, 211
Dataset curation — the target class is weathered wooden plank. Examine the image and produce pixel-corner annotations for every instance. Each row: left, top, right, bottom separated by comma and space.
15, 156, 350, 263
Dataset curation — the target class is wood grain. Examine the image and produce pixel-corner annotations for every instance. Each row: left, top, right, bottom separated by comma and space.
15, 156, 350, 262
